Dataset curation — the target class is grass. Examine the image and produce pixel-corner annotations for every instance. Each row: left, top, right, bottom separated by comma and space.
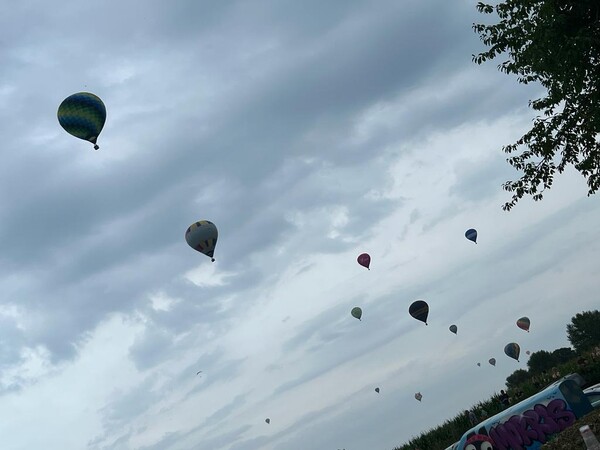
540, 408, 600, 450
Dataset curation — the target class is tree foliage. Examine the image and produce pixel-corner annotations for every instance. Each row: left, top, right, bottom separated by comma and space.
506, 368, 530, 389
473, 0, 600, 210
527, 349, 557, 373
525, 347, 577, 373
567, 310, 600, 352
552, 346, 576, 364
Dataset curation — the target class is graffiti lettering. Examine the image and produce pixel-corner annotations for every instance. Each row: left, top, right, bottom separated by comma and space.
490, 421, 522, 449
533, 404, 559, 436
488, 399, 575, 450
547, 399, 576, 429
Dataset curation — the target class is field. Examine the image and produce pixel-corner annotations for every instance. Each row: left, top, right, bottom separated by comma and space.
540, 408, 600, 449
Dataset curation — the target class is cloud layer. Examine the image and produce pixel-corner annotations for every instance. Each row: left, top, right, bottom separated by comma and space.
0, 1, 597, 449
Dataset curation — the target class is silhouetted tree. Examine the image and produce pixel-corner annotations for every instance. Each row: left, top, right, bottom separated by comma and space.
473, 1, 600, 210
551, 347, 576, 364
527, 350, 558, 374
567, 310, 600, 353
506, 369, 529, 389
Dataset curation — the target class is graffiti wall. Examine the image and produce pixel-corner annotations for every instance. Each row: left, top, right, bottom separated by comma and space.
458, 380, 592, 450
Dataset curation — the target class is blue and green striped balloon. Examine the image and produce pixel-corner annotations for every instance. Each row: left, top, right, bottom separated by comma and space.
57, 92, 106, 150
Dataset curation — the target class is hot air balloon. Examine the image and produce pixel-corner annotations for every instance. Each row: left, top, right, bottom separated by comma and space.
409, 300, 429, 325
477, 362, 481, 367
265, 418, 270, 424
185, 220, 218, 261
375, 387, 380, 393
357, 253, 371, 270
489, 358, 496, 366
351, 307, 362, 321
449, 324, 457, 335
516, 317, 531, 332
415, 392, 422, 402
465, 228, 477, 244
57, 92, 106, 150
526, 350, 531, 355
504, 343, 521, 361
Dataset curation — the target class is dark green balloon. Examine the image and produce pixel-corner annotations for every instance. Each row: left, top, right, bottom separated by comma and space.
351, 307, 362, 321
57, 92, 106, 150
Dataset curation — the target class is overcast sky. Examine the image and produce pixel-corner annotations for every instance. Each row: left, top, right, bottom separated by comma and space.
1, 1, 599, 449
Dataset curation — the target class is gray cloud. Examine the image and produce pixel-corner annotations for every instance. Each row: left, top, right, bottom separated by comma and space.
99, 376, 163, 430
203, 394, 248, 429
1, 1, 596, 449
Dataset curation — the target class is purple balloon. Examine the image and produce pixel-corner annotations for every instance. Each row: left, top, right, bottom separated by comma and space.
357, 253, 371, 270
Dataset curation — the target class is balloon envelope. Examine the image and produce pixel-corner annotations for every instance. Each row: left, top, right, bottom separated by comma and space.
409, 300, 429, 325
357, 253, 371, 269
449, 324, 457, 334
526, 350, 531, 355
185, 220, 218, 261
477, 362, 481, 367
57, 92, 106, 149
504, 342, 521, 361
517, 317, 531, 332
415, 392, 422, 402
351, 307, 362, 321
375, 387, 380, 393
489, 358, 496, 366
465, 228, 477, 243
265, 418, 270, 424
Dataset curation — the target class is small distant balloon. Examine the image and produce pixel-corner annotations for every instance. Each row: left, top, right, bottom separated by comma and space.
516, 317, 531, 332
265, 418, 270, 424
526, 350, 531, 355
185, 220, 218, 261
57, 92, 106, 150
409, 300, 429, 325
449, 324, 457, 335
504, 342, 521, 361
375, 387, 380, 393
351, 307, 362, 321
489, 358, 496, 366
415, 392, 423, 402
465, 228, 478, 244
477, 362, 481, 367
357, 253, 371, 270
